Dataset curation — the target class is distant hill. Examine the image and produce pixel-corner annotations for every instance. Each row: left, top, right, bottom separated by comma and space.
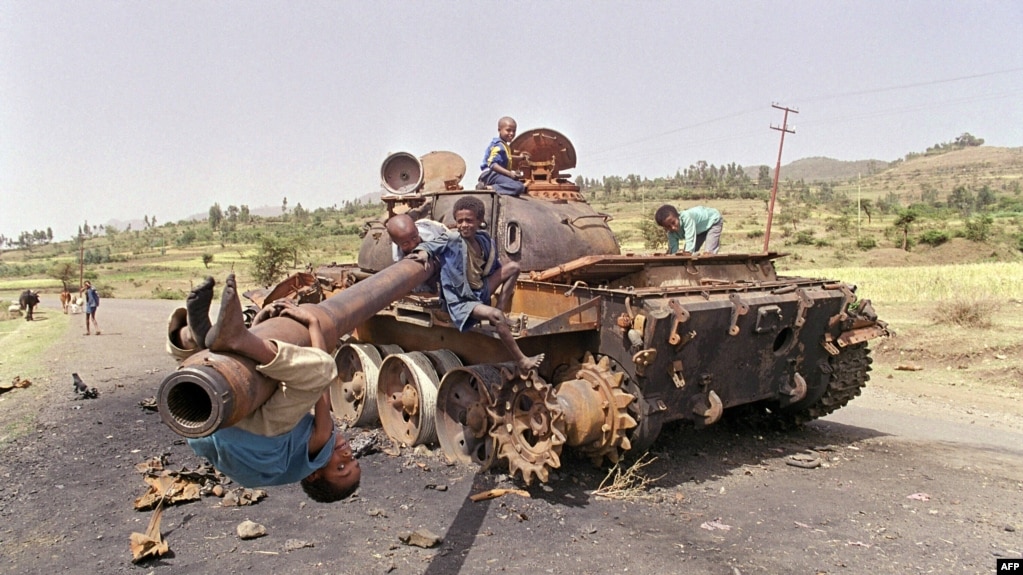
745, 156, 889, 183
857, 145, 1023, 200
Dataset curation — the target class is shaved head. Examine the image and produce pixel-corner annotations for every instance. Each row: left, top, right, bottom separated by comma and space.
386, 214, 421, 255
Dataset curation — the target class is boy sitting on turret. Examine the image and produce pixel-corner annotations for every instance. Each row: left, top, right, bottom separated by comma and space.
478, 116, 530, 196
413, 196, 542, 373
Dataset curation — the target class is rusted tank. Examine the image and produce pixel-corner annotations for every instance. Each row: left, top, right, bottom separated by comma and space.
325, 128, 890, 484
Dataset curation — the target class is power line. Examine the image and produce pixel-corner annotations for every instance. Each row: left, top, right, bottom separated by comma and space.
795, 66, 1023, 103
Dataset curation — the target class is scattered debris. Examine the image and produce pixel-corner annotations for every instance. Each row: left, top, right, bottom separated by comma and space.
138, 397, 158, 411
398, 528, 442, 548
895, 364, 923, 372
237, 520, 267, 540
367, 508, 388, 518
133, 459, 228, 510
284, 539, 314, 552
700, 518, 732, 532
348, 430, 380, 457
906, 492, 931, 501
469, 488, 531, 502
425, 483, 448, 492
846, 540, 872, 548
786, 453, 822, 469
130, 482, 171, 563
0, 376, 31, 394
72, 372, 99, 399
221, 487, 268, 507
593, 452, 663, 501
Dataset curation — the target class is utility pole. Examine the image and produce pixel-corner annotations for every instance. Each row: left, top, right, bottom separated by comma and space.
763, 103, 798, 253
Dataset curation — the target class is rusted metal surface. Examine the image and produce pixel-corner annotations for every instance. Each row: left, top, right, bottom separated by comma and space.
158, 258, 434, 438
193, 127, 892, 485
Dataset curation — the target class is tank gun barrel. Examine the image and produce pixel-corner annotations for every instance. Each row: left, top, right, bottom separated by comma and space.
157, 259, 434, 438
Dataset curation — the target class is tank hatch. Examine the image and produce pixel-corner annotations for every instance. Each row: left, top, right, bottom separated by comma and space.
511, 127, 581, 200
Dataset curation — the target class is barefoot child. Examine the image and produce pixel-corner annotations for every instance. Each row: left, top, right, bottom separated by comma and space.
166, 275, 360, 502
416, 196, 542, 373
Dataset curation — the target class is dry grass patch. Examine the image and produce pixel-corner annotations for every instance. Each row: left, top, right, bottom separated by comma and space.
931, 297, 1000, 328
592, 453, 663, 501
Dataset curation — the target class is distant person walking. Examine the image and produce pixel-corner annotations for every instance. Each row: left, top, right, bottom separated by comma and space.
81, 281, 100, 335
654, 204, 724, 255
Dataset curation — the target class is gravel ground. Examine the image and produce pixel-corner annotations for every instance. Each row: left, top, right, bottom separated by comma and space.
1, 298, 1021, 575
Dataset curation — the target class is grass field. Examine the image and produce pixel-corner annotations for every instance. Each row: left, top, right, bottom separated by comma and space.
783, 261, 1023, 304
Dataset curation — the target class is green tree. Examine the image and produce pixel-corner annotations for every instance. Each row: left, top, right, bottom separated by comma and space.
975, 186, 996, 211
250, 235, 295, 287
963, 215, 993, 242
757, 166, 771, 190
209, 203, 224, 230
201, 252, 215, 269
947, 185, 973, 215
48, 262, 77, 290
894, 208, 918, 251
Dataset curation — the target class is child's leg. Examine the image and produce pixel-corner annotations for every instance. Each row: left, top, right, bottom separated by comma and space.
487, 261, 520, 313
470, 304, 542, 373
205, 274, 277, 365
186, 276, 215, 348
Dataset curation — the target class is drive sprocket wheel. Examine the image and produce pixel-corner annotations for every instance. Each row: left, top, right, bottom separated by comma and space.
488, 369, 566, 486
555, 353, 638, 466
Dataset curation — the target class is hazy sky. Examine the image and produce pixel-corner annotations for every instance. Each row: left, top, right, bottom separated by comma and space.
2, 1, 1022, 241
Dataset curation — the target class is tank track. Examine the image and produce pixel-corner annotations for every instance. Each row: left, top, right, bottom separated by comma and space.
725, 342, 872, 431
779, 342, 873, 426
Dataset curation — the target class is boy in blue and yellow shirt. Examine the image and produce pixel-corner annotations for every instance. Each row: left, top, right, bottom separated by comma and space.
478, 116, 531, 196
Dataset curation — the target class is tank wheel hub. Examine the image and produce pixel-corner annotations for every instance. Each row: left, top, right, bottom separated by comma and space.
556, 353, 638, 466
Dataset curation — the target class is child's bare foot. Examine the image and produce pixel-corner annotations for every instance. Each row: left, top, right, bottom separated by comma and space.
205, 274, 249, 353
518, 353, 544, 374
186, 276, 215, 348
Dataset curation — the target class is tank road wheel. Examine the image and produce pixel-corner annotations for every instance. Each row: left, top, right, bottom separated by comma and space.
422, 349, 463, 380
488, 370, 567, 486
778, 342, 873, 426
436, 364, 504, 468
376, 352, 440, 446
554, 353, 638, 466
330, 343, 394, 427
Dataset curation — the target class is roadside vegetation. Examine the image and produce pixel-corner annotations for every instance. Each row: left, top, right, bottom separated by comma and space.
0, 137, 1020, 304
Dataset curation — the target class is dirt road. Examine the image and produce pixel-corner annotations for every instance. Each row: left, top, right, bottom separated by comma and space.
1, 299, 1020, 574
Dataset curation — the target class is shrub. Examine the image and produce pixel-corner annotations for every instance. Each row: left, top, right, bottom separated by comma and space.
963, 215, 993, 242
746, 229, 764, 239
636, 219, 666, 251
918, 229, 949, 246
793, 230, 815, 245
152, 286, 186, 300
931, 297, 998, 328
855, 237, 876, 250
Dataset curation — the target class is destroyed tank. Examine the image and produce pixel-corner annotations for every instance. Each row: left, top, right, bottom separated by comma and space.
311, 127, 890, 485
